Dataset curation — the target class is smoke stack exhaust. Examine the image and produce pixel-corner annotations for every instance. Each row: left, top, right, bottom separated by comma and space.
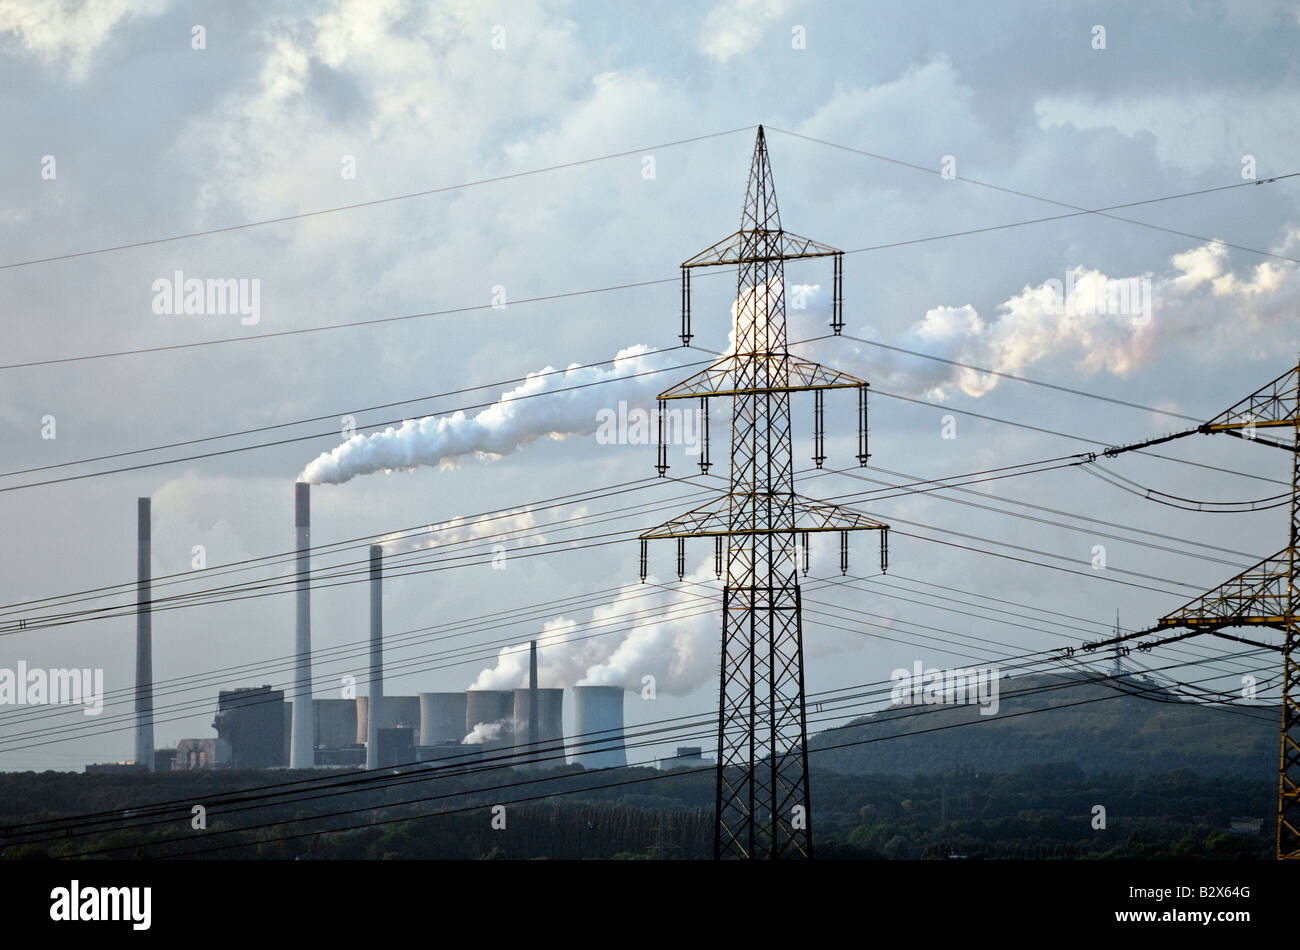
290, 482, 314, 768
134, 497, 154, 770
366, 544, 384, 770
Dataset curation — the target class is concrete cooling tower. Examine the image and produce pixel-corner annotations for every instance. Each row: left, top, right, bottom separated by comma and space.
512, 687, 564, 766
465, 689, 515, 750
572, 685, 627, 769
356, 695, 419, 744
419, 692, 468, 746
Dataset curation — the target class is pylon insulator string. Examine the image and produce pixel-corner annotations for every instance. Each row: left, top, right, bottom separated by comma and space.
680, 268, 693, 346
813, 390, 826, 469
699, 397, 711, 474
832, 253, 844, 335
857, 383, 870, 467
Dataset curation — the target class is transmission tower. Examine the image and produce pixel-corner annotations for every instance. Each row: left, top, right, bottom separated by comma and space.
639, 127, 889, 860
1083, 361, 1299, 860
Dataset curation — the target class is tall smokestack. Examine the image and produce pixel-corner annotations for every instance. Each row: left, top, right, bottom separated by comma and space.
290, 482, 314, 768
366, 544, 384, 770
134, 497, 154, 770
528, 640, 538, 764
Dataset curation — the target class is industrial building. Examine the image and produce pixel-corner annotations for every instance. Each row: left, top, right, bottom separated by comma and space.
213, 686, 285, 769
356, 694, 419, 744
172, 737, 231, 770
659, 746, 713, 771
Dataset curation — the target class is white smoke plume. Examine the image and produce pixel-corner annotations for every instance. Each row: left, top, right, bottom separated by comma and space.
300, 344, 677, 484
468, 561, 722, 696
466, 554, 886, 695
463, 718, 511, 745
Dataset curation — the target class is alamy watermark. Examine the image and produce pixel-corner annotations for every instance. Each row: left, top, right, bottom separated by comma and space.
595, 401, 702, 454
890, 661, 999, 716
151, 270, 260, 325
0, 662, 104, 716
1041, 271, 1151, 326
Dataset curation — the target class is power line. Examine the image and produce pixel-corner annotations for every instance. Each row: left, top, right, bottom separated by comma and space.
839, 333, 1201, 423
769, 126, 1300, 265
0, 126, 756, 273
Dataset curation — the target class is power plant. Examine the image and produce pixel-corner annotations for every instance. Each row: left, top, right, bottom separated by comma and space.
122, 489, 631, 773
162, 684, 623, 772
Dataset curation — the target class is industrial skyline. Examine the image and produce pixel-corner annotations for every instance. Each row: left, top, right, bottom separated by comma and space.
1, 0, 1299, 877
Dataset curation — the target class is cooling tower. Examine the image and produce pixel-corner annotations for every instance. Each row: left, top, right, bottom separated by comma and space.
356, 694, 420, 744
134, 497, 154, 770
419, 692, 468, 745
464, 689, 515, 750
512, 687, 564, 766
573, 685, 627, 768
366, 544, 383, 770
290, 482, 314, 768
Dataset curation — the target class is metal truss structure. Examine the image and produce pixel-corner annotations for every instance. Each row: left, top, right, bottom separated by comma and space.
640, 127, 888, 859
1083, 362, 1300, 859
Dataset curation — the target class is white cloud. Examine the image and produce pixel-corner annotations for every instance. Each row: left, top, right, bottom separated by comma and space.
0, 0, 167, 80
891, 236, 1300, 399
1034, 88, 1300, 176
698, 0, 788, 64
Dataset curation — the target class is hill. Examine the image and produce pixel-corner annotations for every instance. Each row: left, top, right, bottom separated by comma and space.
808, 670, 1275, 778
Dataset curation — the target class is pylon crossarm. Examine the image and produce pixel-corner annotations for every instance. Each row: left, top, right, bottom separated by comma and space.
1153, 551, 1292, 627
657, 354, 865, 401
640, 493, 888, 540
1202, 364, 1300, 429
682, 229, 841, 269
1134, 626, 1283, 653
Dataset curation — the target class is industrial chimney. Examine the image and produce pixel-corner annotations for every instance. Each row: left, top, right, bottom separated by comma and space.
290, 482, 314, 768
366, 544, 383, 770
528, 640, 538, 764
134, 497, 154, 770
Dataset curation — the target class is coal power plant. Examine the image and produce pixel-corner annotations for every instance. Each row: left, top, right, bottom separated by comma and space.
107, 489, 633, 776
182, 686, 624, 772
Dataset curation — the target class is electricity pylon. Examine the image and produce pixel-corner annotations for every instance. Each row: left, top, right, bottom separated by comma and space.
639, 127, 888, 860
1083, 361, 1299, 860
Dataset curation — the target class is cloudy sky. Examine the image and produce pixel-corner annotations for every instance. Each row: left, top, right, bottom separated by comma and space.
1, 0, 1298, 772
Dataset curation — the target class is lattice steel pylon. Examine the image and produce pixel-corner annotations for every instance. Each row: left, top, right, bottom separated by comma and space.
639, 127, 888, 860
1083, 360, 1300, 859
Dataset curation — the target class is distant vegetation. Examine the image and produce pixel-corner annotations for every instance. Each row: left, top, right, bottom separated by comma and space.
0, 672, 1276, 859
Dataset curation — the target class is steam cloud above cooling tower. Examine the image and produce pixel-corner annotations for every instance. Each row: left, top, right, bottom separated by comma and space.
299, 344, 676, 485
468, 564, 720, 696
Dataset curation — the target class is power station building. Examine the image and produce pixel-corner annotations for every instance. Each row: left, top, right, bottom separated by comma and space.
213, 685, 285, 769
